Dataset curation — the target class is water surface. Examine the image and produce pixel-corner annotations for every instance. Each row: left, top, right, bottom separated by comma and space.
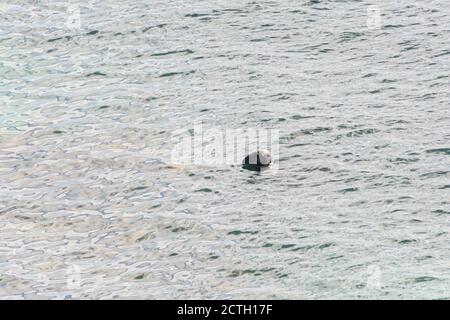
0, 0, 449, 299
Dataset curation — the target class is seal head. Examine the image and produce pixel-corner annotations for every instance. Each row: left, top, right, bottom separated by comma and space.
242, 149, 272, 171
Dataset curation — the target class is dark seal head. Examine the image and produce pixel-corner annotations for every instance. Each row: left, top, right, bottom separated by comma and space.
242, 149, 272, 171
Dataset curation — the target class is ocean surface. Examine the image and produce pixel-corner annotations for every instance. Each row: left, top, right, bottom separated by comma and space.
0, 0, 449, 299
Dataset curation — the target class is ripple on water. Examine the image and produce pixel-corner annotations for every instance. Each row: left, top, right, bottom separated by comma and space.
1, 0, 449, 300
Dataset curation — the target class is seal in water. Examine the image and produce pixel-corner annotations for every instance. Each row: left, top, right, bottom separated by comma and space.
242, 149, 272, 171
